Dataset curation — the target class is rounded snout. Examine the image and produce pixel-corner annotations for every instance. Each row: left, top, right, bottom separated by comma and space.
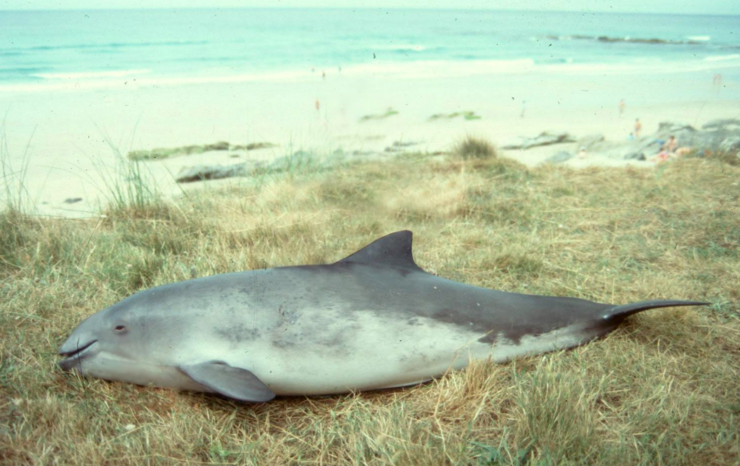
58, 319, 98, 371
58, 310, 108, 371
58, 337, 98, 371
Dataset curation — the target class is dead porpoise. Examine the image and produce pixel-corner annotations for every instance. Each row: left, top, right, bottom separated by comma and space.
59, 231, 706, 402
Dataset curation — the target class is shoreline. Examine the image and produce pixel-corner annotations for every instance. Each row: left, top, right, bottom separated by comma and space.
4, 54, 740, 94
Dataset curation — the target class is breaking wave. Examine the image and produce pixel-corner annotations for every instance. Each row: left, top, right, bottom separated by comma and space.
704, 54, 740, 62
546, 34, 709, 46
374, 44, 427, 52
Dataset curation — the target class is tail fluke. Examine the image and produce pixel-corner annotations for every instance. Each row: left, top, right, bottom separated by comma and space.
603, 300, 708, 322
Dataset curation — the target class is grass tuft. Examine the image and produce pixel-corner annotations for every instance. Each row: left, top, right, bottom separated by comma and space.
715, 150, 740, 166
455, 136, 498, 159
0, 121, 34, 214
90, 135, 160, 215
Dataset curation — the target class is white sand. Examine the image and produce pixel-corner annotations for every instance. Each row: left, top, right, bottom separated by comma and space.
1, 68, 738, 217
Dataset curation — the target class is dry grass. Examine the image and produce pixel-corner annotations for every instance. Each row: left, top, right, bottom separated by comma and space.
1, 153, 739, 465
454, 136, 498, 160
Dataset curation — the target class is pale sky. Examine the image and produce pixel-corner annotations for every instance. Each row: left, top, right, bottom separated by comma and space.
1, 0, 738, 15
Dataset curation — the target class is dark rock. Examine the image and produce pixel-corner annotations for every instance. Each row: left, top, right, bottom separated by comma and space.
624, 151, 646, 161
608, 120, 740, 160
245, 142, 278, 151
392, 140, 418, 148
176, 163, 255, 183
384, 140, 420, 153
547, 151, 573, 164
203, 141, 230, 151
503, 132, 576, 150
577, 134, 605, 150
63, 197, 83, 204
702, 119, 740, 131
359, 108, 399, 122
531, 119, 740, 164
651, 121, 736, 154
719, 136, 740, 153
268, 152, 320, 172
656, 122, 696, 134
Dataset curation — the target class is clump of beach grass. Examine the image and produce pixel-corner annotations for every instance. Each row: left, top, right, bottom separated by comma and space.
1, 151, 739, 464
128, 141, 280, 161
87, 135, 163, 218
359, 108, 399, 122
0, 122, 34, 214
127, 141, 228, 161
429, 111, 481, 121
715, 150, 740, 166
455, 135, 498, 159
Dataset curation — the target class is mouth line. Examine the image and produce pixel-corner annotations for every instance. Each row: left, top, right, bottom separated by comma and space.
58, 340, 98, 371
59, 340, 98, 359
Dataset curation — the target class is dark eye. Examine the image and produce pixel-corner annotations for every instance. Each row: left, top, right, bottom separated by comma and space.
114, 325, 127, 332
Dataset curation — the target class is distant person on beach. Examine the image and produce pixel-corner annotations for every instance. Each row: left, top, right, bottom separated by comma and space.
651, 151, 671, 164
578, 146, 587, 159
520, 100, 526, 118
712, 73, 722, 89
315, 99, 320, 111
619, 99, 625, 116
634, 118, 642, 138
713, 73, 722, 93
628, 132, 634, 141
651, 135, 679, 164
663, 135, 678, 153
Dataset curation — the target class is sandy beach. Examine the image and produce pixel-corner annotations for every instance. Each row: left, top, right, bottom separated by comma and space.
2, 65, 739, 217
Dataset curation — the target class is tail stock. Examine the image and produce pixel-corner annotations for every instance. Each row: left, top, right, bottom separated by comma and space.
602, 300, 708, 322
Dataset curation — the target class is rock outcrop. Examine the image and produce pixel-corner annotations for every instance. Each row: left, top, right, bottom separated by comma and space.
503, 132, 576, 150
546, 151, 574, 164
175, 163, 255, 183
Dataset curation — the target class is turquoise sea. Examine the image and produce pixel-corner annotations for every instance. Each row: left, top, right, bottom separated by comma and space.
0, 8, 739, 89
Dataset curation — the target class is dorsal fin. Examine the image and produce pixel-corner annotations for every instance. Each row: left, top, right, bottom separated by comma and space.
336, 231, 424, 272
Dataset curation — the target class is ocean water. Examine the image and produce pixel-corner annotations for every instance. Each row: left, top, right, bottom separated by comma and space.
1, 8, 739, 90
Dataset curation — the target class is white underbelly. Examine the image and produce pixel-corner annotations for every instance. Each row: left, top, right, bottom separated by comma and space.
231, 311, 494, 395
212, 311, 595, 396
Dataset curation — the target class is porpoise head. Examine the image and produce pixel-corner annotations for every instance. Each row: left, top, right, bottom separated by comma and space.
58, 289, 204, 391
58, 280, 276, 402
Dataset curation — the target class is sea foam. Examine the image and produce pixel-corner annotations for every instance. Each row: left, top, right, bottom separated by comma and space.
33, 69, 151, 80
704, 54, 739, 62
376, 44, 427, 52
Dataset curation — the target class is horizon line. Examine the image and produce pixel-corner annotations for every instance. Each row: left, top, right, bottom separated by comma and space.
0, 6, 738, 17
